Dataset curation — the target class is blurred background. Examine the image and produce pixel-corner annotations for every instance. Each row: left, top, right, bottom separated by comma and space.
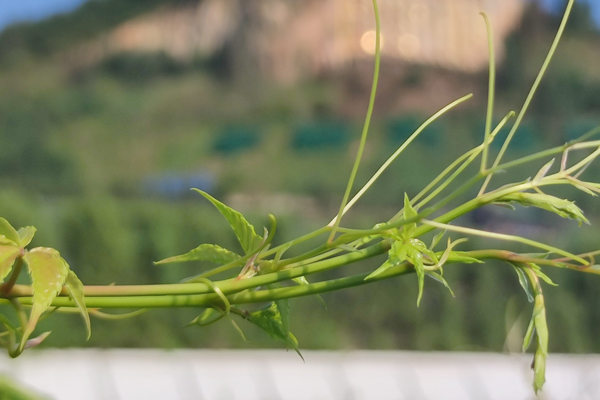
0, 0, 598, 358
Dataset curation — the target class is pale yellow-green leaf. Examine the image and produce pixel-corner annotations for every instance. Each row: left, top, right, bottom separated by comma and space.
17, 227, 36, 248
64, 268, 91, 340
0, 218, 19, 246
0, 246, 20, 283
21, 247, 69, 351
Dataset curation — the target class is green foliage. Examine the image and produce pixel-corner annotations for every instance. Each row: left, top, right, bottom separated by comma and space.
246, 302, 302, 359
193, 189, 263, 255
0, 0, 598, 395
64, 270, 91, 340
21, 248, 69, 351
496, 192, 589, 225
155, 244, 240, 266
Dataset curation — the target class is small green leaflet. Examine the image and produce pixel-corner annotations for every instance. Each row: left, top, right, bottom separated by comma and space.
497, 192, 589, 226
246, 302, 303, 360
530, 263, 558, 286
446, 251, 484, 264
189, 308, 227, 327
402, 193, 418, 238
64, 269, 91, 340
365, 260, 393, 280
430, 230, 446, 250
406, 245, 425, 307
268, 284, 290, 339
155, 244, 240, 265
426, 271, 455, 297
531, 294, 548, 394
0, 218, 20, 246
21, 247, 69, 351
17, 227, 36, 248
0, 246, 20, 283
532, 159, 555, 185
511, 264, 534, 302
194, 189, 263, 254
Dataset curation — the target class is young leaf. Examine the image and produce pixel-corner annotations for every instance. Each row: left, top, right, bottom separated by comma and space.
497, 192, 589, 226
522, 316, 535, 352
293, 276, 310, 286
511, 264, 534, 302
530, 263, 558, 287
402, 193, 418, 237
446, 251, 484, 264
430, 230, 446, 250
193, 189, 263, 254
532, 159, 555, 184
388, 241, 408, 266
0, 246, 21, 283
406, 246, 425, 307
365, 260, 393, 280
17, 227, 36, 248
154, 244, 240, 265
426, 271, 455, 297
189, 308, 226, 327
64, 269, 91, 340
21, 247, 69, 351
266, 283, 290, 337
0, 218, 19, 246
22, 331, 52, 350
246, 302, 303, 359
532, 294, 548, 394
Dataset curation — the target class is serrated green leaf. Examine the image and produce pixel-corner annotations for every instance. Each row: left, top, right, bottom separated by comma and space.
277, 298, 290, 338
21, 247, 69, 351
155, 244, 240, 265
267, 283, 290, 338
194, 189, 263, 254
247, 302, 302, 359
0, 246, 20, 283
511, 264, 534, 302
64, 269, 91, 340
17, 227, 36, 248
0, 218, 19, 246
497, 192, 589, 226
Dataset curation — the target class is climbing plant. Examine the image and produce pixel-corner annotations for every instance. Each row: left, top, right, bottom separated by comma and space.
0, 0, 595, 394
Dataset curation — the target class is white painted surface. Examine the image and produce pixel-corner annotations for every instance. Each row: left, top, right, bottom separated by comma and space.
1, 349, 599, 399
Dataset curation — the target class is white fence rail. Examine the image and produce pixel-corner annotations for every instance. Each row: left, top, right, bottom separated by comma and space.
1, 350, 599, 400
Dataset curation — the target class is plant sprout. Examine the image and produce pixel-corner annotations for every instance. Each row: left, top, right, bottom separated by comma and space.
0, 0, 596, 394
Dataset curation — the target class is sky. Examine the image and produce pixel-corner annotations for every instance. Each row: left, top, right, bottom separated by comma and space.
0, 0, 598, 32
0, 0, 88, 31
